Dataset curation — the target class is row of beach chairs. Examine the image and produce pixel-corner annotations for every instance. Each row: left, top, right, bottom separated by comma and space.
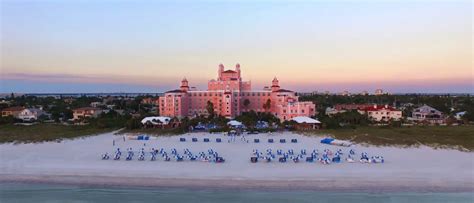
260, 138, 297, 143
102, 148, 225, 163
179, 137, 298, 143
180, 138, 222, 143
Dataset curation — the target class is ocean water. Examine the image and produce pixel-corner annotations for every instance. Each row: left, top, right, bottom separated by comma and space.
0, 183, 472, 203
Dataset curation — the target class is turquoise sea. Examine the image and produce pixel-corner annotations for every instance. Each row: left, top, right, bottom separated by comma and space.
0, 183, 472, 203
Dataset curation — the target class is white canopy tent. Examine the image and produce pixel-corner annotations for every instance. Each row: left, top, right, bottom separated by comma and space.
141, 116, 171, 125
291, 116, 321, 124
227, 120, 243, 127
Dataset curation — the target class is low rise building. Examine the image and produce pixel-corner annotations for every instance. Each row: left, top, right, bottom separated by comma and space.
409, 105, 444, 124
18, 108, 48, 121
291, 116, 321, 130
1, 106, 25, 118
72, 107, 103, 120
364, 105, 402, 122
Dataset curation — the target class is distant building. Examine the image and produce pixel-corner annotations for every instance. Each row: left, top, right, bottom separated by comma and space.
159, 64, 316, 121
374, 89, 385, 95
340, 91, 350, 96
72, 107, 103, 120
141, 98, 159, 105
18, 108, 48, 121
63, 97, 76, 104
364, 105, 402, 122
326, 104, 373, 116
1, 106, 25, 118
410, 105, 444, 124
90, 102, 103, 108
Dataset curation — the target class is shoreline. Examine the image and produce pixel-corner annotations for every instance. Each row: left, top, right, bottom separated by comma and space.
1, 174, 472, 193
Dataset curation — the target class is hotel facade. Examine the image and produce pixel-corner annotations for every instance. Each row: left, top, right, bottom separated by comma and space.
159, 64, 316, 121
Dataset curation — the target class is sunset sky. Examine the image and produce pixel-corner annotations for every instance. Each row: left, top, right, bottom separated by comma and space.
1, 0, 472, 93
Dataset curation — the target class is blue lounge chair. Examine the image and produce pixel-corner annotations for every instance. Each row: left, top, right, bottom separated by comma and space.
180, 138, 186, 142
306, 157, 314, 162
192, 138, 198, 142
280, 139, 286, 143
204, 138, 210, 142
251, 157, 258, 163
254, 139, 260, 143
291, 139, 297, 143
268, 139, 274, 143
279, 157, 286, 162
216, 138, 222, 143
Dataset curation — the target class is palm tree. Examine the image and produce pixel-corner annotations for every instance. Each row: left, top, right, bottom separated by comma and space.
206, 101, 215, 119
243, 99, 250, 111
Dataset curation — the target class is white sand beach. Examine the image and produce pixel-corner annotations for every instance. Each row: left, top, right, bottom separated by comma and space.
1, 131, 473, 192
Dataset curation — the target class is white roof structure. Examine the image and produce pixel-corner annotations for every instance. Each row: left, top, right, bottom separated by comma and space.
227, 120, 243, 126
141, 116, 171, 125
291, 116, 321, 124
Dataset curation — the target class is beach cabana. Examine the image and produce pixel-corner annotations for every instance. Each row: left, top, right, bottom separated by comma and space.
141, 116, 171, 129
291, 116, 321, 130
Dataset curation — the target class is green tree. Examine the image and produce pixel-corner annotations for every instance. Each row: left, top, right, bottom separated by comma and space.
243, 99, 250, 110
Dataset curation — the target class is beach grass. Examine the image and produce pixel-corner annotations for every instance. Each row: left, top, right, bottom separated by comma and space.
0, 124, 118, 144
300, 125, 474, 151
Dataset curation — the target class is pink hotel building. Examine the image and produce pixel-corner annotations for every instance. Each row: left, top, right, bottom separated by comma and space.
159, 64, 316, 121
